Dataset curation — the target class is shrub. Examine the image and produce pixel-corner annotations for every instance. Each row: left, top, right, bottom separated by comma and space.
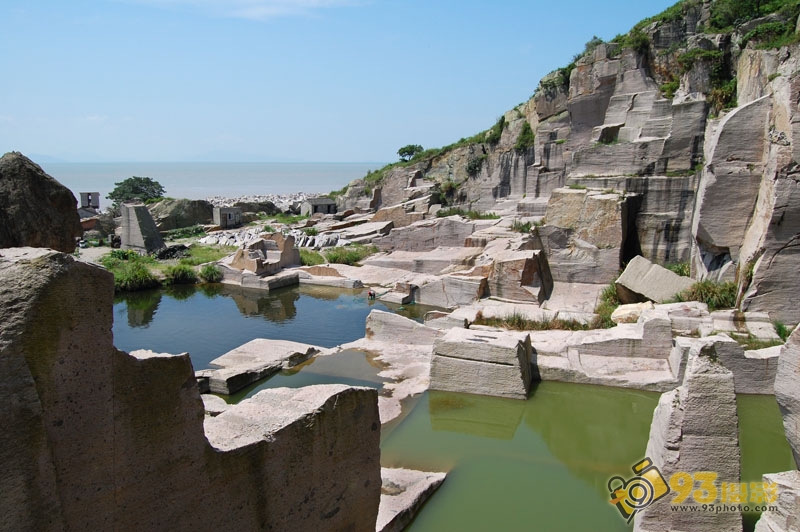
164, 264, 198, 285
613, 28, 651, 55
299, 248, 326, 266
484, 116, 506, 146
114, 261, 161, 292
199, 264, 223, 283
514, 121, 536, 153
660, 78, 680, 99
323, 244, 378, 266
303, 227, 319, 236
675, 280, 737, 311
466, 155, 487, 177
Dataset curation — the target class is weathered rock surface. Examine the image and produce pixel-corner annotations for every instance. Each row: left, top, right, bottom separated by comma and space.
775, 324, 800, 468
616, 254, 694, 304
199, 338, 321, 394
0, 152, 81, 252
430, 328, 532, 399
0, 247, 381, 531
754, 470, 800, 532
147, 198, 213, 230
634, 346, 742, 532
345, 310, 440, 423
120, 202, 165, 253
374, 216, 484, 252
376, 468, 446, 532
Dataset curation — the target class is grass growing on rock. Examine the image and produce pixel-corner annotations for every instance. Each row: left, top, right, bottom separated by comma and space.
473, 312, 591, 331
510, 220, 533, 233
666, 261, 691, 277
323, 244, 378, 266
774, 321, 790, 342
592, 282, 621, 329
436, 208, 500, 220
674, 280, 737, 311
299, 248, 326, 266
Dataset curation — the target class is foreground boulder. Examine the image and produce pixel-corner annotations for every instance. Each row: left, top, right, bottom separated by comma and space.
634, 345, 741, 532
775, 325, 800, 468
0, 247, 381, 531
0, 152, 81, 252
754, 470, 800, 532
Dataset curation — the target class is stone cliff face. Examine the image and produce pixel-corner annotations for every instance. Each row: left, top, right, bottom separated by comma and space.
0, 152, 81, 253
341, 0, 800, 324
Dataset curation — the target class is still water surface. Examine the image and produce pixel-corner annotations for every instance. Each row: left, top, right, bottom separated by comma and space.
112, 285, 795, 531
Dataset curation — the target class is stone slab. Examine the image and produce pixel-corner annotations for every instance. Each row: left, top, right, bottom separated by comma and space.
616, 254, 694, 304
376, 468, 446, 532
204, 339, 321, 394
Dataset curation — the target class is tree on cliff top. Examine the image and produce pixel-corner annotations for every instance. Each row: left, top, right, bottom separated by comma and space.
398, 144, 424, 161
107, 176, 166, 210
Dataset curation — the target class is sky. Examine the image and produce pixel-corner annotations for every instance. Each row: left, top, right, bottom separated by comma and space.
1, 0, 677, 163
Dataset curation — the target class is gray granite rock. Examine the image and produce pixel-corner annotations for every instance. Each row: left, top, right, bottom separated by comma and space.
0, 248, 381, 531
430, 328, 532, 399
775, 325, 800, 468
0, 152, 82, 253
754, 470, 800, 532
616, 254, 694, 304
634, 346, 742, 532
376, 468, 446, 532
202, 338, 320, 395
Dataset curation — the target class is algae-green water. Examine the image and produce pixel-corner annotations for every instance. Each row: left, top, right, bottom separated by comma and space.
112, 285, 795, 531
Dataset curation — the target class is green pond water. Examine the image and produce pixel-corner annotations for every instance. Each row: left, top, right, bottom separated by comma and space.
112, 285, 795, 531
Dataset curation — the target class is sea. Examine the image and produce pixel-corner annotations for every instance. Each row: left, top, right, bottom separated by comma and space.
40, 162, 384, 206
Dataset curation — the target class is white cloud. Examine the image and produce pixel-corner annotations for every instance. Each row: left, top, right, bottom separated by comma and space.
124, 0, 358, 20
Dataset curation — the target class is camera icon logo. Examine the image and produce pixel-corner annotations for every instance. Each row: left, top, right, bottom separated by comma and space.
608, 457, 671, 522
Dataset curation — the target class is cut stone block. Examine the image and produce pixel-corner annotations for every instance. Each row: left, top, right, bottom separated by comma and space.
430, 328, 532, 399
616, 254, 694, 304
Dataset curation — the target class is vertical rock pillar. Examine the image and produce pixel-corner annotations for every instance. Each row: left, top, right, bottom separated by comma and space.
634, 344, 742, 532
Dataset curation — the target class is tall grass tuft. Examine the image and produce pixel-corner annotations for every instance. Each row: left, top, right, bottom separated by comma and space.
199, 264, 223, 283
164, 264, 198, 285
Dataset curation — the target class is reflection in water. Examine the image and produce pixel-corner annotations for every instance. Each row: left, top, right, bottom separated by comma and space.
164, 284, 196, 301
381, 384, 641, 532
112, 284, 440, 370
226, 349, 389, 403
115, 290, 162, 328
221, 285, 300, 322
429, 391, 525, 440
524, 383, 659, 496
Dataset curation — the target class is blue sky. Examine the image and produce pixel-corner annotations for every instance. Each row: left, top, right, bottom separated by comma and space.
1, 0, 677, 163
